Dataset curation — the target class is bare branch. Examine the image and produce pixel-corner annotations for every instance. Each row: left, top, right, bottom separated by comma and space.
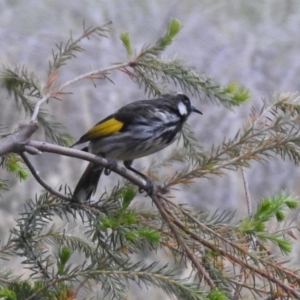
241, 167, 252, 215
151, 193, 215, 288
0, 122, 38, 156
26, 140, 157, 196
57, 62, 132, 93
31, 61, 133, 122
30, 95, 51, 122
20, 152, 71, 201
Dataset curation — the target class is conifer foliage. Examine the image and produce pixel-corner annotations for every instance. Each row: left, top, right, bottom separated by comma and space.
0, 20, 300, 299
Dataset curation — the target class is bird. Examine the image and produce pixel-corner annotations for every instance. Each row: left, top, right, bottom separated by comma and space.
72, 93, 202, 202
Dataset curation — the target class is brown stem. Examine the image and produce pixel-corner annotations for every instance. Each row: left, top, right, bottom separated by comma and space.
0, 122, 38, 156
150, 193, 215, 288
20, 152, 71, 201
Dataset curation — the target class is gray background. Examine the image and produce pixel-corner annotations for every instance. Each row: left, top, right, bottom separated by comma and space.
1, 1, 300, 297
1, 0, 299, 223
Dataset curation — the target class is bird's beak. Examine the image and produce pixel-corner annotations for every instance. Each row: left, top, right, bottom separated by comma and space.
191, 106, 202, 115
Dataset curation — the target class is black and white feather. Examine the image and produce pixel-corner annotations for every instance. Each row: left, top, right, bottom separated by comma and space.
72, 93, 202, 202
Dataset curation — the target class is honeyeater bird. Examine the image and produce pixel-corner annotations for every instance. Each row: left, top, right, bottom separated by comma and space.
72, 93, 202, 202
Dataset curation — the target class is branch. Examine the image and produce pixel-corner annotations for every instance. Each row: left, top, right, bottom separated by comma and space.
0, 122, 168, 201
241, 167, 252, 215
159, 194, 300, 298
31, 61, 133, 122
172, 213, 300, 297
150, 193, 215, 288
30, 95, 51, 122
25, 140, 164, 197
25, 267, 203, 300
57, 62, 132, 92
0, 122, 38, 156
20, 152, 71, 201
21, 236, 51, 280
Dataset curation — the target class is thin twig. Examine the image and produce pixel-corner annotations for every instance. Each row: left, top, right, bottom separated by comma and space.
0, 122, 39, 156
25, 269, 193, 300
241, 167, 252, 215
30, 95, 51, 122
25, 140, 156, 197
150, 192, 215, 288
172, 213, 300, 297
57, 62, 132, 92
31, 61, 133, 122
21, 236, 51, 280
158, 194, 300, 298
20, 152, 71, 201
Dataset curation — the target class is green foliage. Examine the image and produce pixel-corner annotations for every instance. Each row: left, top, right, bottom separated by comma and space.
48, 23, 111, 75
0, 286, 16, 300
121, 186, 136, 210
1, 66, 40, 98
57, 246, 72, 275
0, 179, 8, 191
133, 53, 246, 106
1, 191, 206, 299
99, 199, 160, 245
120, 32, 133, 56
238, 192, 298, 253
0, 24, 110, 147
223, 81, 250, 104
239, 192, 298, 233
1, 66, 72, 146
256, 232, 293, 254
136, 18, 182, 58
99, 210, 138, 230
120, 18, 248, 107
0, 281, 55, 300
165, 93, 300, 188
156, 18, 181, 51
1, 154, 29, 180
207, 288, 227, 300
138, 226, 160, 243
124, 226, 160, 244
2, 18, 300, 300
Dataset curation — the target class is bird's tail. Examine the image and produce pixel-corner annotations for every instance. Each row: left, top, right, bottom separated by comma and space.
73, 163, 103, 202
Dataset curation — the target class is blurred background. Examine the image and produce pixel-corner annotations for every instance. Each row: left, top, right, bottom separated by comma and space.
2, 0, 300, 219
1, 0, 300, 296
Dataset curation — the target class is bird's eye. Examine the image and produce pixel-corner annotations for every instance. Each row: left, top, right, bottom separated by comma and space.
182, 95, 190, 106
177, 95, 191, 116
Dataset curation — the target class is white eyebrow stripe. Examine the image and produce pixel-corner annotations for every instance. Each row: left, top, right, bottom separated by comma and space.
178, 102, 187, 115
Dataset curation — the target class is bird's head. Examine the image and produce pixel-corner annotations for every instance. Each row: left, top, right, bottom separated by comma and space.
165, 93, 202, 120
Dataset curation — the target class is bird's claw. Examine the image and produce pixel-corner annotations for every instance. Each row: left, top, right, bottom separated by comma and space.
104, 168, 111, 175
139, 177, 154, 196
104, 158, 117, 176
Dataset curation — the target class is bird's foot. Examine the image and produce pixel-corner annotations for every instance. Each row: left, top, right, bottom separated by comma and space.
104, 158, 118, 176
139, 177, 154, 196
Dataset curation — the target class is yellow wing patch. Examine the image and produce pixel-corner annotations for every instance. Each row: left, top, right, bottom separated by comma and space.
85, 117, 123, 139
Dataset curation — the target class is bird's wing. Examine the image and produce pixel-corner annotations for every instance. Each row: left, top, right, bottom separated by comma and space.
72, 114, 124, 146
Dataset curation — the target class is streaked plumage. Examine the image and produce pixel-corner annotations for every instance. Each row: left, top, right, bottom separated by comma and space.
72, 93, 202, 202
